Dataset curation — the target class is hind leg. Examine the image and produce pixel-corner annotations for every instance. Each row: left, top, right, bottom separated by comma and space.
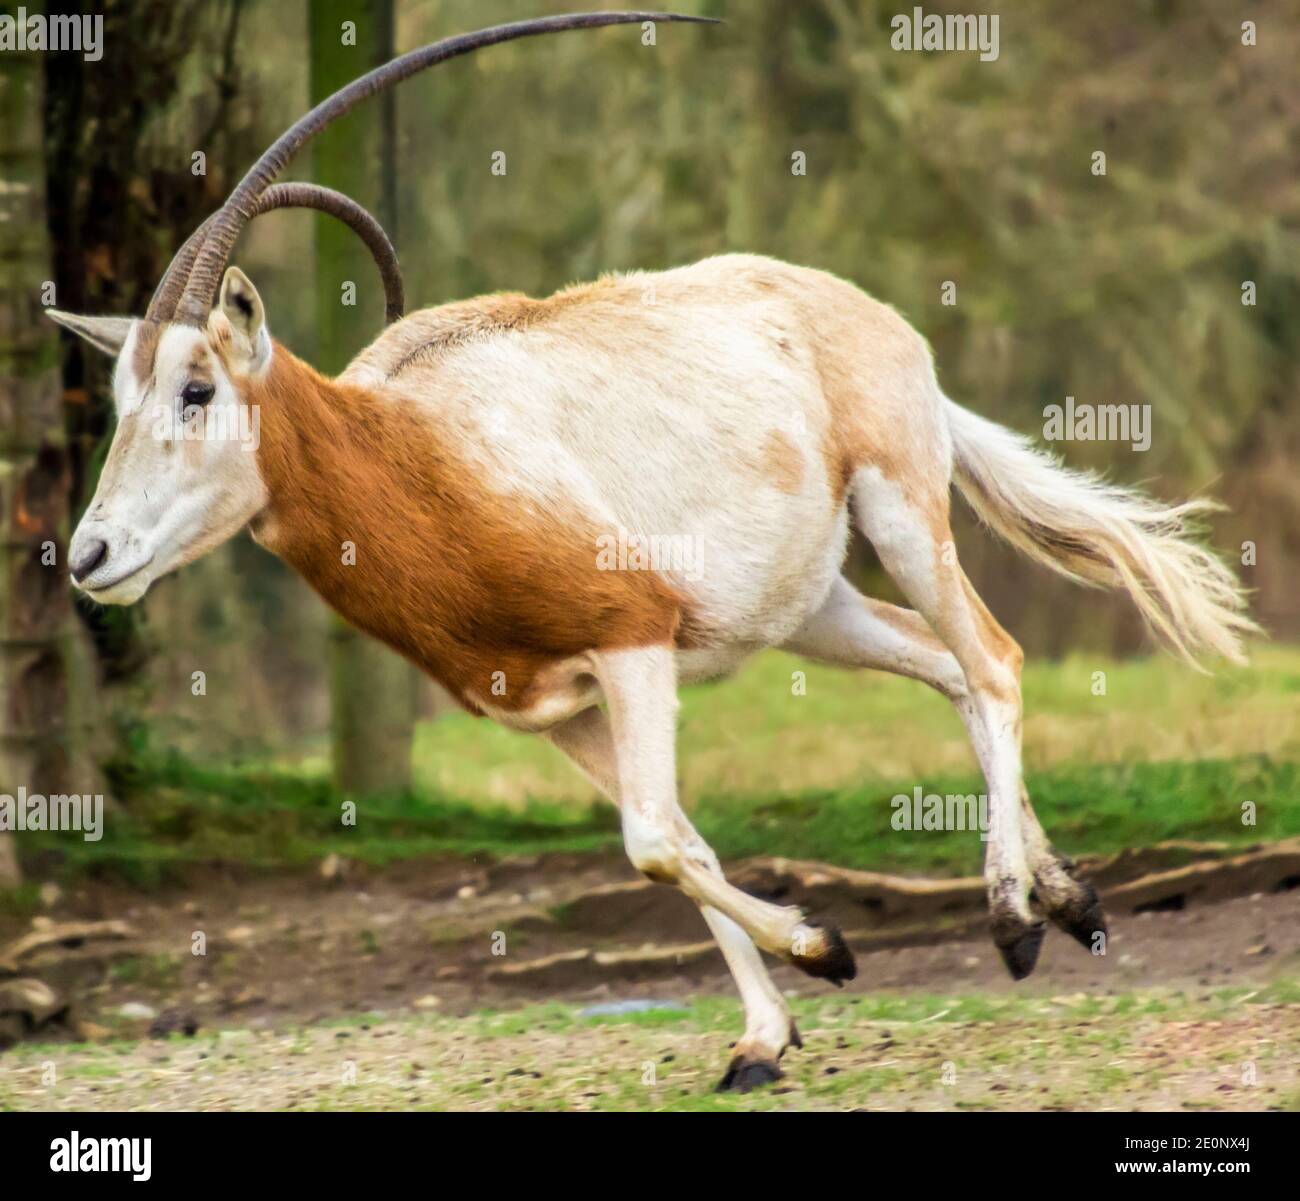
579, 646, 854, 990
847, 469, 1050, 977
1019, 794, 1108, 951
784, 576, 1107, 962
546, 694, 809, 1092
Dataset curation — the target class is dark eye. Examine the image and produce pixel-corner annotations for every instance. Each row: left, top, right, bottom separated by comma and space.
181, 381, 215, 407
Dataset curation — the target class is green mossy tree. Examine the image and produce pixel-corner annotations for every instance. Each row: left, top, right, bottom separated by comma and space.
0, 44, 99, 888
310, 0, 417, 796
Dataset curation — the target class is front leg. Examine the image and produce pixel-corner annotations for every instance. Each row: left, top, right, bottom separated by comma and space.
546, 704, 801, 1091
587, 646, 856, 982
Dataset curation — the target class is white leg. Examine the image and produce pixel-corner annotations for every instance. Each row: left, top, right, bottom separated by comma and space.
849, 471, 1045, 977
546, 702, 804, 1090
584, 645, 852, 980
782, 575, 968, 700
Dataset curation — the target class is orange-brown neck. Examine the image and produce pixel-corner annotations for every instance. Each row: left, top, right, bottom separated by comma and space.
245, 343, 681, 711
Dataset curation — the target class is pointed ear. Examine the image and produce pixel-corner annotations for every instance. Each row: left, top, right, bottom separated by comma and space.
46, 310, 134, 357
219, 267, 266, 344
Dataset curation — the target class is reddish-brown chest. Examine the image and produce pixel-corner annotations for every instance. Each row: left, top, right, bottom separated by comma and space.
247, 347, 682, 713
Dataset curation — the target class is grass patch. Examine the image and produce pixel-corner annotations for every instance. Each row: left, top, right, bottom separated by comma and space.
694, 754, 1300, 874
15, 647, 1300, 885
5, 984, 1296, 1112
17, 748, 1300, 886
401, 646, 1300, 806
16, 745, 619, 888
469, 980, 1300, 1036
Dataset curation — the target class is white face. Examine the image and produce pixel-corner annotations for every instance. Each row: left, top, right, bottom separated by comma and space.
63, 270, 272, 605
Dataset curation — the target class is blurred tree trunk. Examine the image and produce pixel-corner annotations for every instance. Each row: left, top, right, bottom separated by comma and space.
725, 0, 793, 252
311, 0, 416, 795
45, 0, 248, 686
0, 47, 100, 888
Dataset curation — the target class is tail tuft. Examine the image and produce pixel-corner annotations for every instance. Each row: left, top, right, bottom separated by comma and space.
944, 398, 1260, 668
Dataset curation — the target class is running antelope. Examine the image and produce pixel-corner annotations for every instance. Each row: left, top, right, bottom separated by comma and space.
51, 12, 1256, 1091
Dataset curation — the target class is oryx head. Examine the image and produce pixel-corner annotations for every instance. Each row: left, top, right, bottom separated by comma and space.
53, 182, 404, 604
52, 11, 713, 604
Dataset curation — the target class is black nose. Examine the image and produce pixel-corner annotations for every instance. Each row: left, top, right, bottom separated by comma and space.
70, 539, 108, 584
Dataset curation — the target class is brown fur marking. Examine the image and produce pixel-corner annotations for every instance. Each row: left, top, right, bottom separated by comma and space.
246, 343, 685, 714
130, 320, 161, 386
760, 429, 805, 495
717, 259, 944, 510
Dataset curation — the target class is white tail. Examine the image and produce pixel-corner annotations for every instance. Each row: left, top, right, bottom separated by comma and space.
944, 397, 1259, 667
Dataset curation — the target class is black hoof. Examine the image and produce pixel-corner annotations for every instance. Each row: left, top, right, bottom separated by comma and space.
717, 1058, 782, 1093
791, 923, 857, 986
1052, 881, 1108, 952
993, 919, 1046, 981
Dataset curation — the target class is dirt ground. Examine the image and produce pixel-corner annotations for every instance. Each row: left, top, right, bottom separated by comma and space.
1, 852, 1298, 1110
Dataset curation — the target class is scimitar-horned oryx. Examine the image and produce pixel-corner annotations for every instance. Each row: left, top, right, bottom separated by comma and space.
49, 12, 1257, 1091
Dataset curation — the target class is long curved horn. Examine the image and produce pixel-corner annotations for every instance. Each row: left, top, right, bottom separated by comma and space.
168, 11, 716, 327
254, 184, 405, 324
144, 214, 216, 325
147, 186, 404, 327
